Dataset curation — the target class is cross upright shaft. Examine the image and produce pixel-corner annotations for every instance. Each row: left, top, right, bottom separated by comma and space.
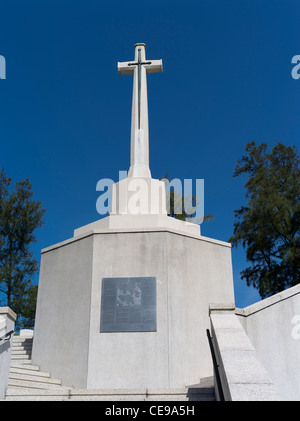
118, 43, 163, 178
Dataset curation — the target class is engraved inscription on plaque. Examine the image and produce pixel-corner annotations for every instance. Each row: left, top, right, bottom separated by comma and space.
100, 277, 156, 332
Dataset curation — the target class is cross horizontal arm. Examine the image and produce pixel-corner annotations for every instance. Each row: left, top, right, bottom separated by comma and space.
144, 59, 163, 73
118, 61, 135, 75
118, 59, 163, 75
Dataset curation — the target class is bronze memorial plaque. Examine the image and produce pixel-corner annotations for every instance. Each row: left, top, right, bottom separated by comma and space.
100, 277, 157, 332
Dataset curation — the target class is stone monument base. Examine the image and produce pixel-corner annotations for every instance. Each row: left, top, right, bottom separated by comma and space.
32, 215, 234, 389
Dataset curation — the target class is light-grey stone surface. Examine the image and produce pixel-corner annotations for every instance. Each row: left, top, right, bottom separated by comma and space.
236, 284, 300, 401
32, 224, 234, 390
210, 307, 279, 401
0, 307, 17, 399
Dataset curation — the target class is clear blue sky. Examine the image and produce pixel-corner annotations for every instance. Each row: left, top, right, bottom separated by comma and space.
0, 0, 299, 308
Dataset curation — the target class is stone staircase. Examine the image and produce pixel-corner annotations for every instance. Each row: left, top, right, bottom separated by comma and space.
5, 335, 73, 401
5, 335, 215, 401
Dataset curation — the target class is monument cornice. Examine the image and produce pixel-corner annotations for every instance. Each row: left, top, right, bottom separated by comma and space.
41, 226, 231, 254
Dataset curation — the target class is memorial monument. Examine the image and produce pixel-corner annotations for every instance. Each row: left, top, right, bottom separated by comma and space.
31, 43, 235, 390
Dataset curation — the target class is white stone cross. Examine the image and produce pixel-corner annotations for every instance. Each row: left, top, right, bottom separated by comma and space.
118, 43, 163, 178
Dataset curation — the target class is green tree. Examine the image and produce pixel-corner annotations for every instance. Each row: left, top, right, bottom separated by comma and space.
0, 168, 45, 329
161, 174, 213, 223
229, 142, 300, 298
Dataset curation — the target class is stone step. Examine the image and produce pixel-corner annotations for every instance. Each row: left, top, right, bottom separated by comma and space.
12, 339, 31, 343
10, 363, 40, 371
11, 354, 31, 360
5, 387, 71, 401
12, 344, 32, 350
5, 395, 68, 401
11, 345, 32, 351
11, 350, 31, 355
12, 345, 32, 351
5, 387, 214, 401
6, 341, 215, 402
12, 337, 33, 344
67, 388, 215, 401
12, 359, 32, 365
10, 367, 50, 377
7, 379, 69, 391
146, 389, 215, 402
9, 372, 58, 384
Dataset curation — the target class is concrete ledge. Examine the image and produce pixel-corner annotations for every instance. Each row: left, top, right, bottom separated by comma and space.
67, 387, 214, 401
20, 329, 34, 338
0, 307, 17, 322
5, 387, 71, 396
41, 224, 231, 254
70, 388, 147, 395
235, 283, 300, 317
228, 383, 281, 402
209, 306, 279, 401
209, 303, 235, 315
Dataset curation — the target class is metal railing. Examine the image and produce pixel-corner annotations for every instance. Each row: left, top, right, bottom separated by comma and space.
0, 330, 14, 344
206, 328, 225, 401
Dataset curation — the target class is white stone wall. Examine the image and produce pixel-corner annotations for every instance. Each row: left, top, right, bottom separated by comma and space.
32, 235, 94, 388
236, 284, 300, 401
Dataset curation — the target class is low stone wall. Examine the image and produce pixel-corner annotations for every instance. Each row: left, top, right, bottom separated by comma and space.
0, 307, 17, 399
236, 284, 300, 401
209, 304, 279, 401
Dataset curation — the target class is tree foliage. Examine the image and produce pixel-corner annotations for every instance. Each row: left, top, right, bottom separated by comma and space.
229, 142, 300, 298
161, 174, 213, 223
0, 168, 45, 329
